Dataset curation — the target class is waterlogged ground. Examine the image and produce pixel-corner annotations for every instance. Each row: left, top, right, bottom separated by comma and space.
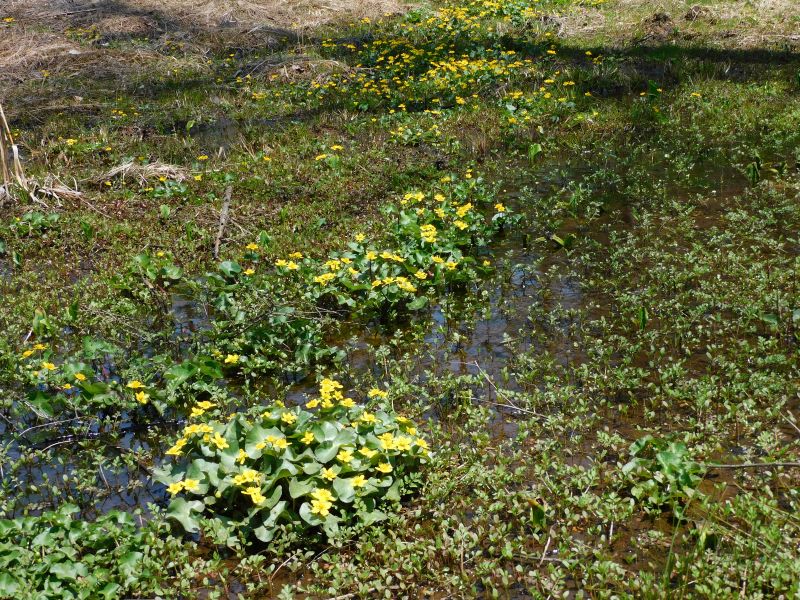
2, 0, 800, 597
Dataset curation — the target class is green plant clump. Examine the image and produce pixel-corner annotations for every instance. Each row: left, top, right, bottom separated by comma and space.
155, 378, 429, 543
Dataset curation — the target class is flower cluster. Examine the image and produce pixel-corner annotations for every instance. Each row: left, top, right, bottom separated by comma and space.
156, 379, 428, 541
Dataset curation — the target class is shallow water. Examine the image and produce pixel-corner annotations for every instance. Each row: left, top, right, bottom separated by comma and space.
5, 148, 755, 518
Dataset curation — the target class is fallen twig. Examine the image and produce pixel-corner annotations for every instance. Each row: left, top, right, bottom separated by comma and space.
213, 185, 233, 259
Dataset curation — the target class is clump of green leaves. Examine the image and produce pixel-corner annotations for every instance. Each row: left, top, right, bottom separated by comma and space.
0, 505, 151, 599
621, 435, 702, 518
155, 379, 429, 544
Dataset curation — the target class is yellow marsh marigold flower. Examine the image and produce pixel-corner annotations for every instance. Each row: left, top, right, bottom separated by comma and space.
232, 469, 261, 486
224, 354, 239, 365
314, 272, 336, 285
301, 431, 315, 444
210, 433, 229, 450
414, 270, 428, 280
494, 203, 506, 212
306, 398, 320, 409
355, 233, 366, 242
368, 388, 388, 399
359, 447, 377, 458
321, 467, 337, 481
454, 220, 468, 230
420, 224, 437, 243
183, 479, 200, 492
378, 432, 395, 450
34, 343, 47, 350
22, 350, 34, 358
244, 268, 255, 276
42, 362, 56, 371
236, 449, 247, 464
242, 486, 266, 505
166, 438, 188, 456
376, 462, 393, 474
359, 411, 377, 424
310, 498, 332, 516
246, 242, 259, 251
337, 449, 354, 463
315, 154, 328, 161
289, 251, 303, 259
135, 391, 150, 405
366, 251, 377, 260
340, 397, 355, 408
352, 474, 367, 488
281, 412, 298, 425
311, 488, 335, 503
127, 380, 145, 389
274, 437, 289, 449
394, 436, 413, 452
167, 481, 184, 495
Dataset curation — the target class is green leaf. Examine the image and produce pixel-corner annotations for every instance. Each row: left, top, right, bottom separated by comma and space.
219, 260, 242, 277
0, 573, 19, 595
332, 477, 355, 503
288, 477, 315, 499
167, 497, 204, 533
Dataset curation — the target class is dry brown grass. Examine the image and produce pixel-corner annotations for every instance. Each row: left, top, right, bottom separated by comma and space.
559, 0, 800, 49
1, 0, 406, 102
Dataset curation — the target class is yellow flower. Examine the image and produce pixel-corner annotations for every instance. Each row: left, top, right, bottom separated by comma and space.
135, 391, 150, 405
483, 260, 491, 266
273, 437, 289, 449
166, 438, 187, 456
224, 354, 239, 365
394, 436, 413, 452
183, 478, 200, 492
366, 251, 377, 260
454, 220, 468, 230
321, 467, 337, 481
242, 486, 266, 505
340, 397, 355, 408
311, 488, 335, 503
414, 270, 428, 280
236, 449, 247, 464
126, 380, 144, 389
232, 469, 261, 486
494, 203, 506, 212
289, 251, 304, 259
456, 203, 472, 217
197, 155, 209, 161
455, 96, 466, 105
368, 388, 388, 399
359, 411, 377, 424
315, 153, 328, 161
415, 438, 429, 450
167, 482, 184, 495
22, 350, 34, 358
337, 449, 354, 463
314, 272, 336, 285
301, 431, 315, 444
355, 233, 366, 242
244, 268, 255, 276
211, 433, 229, 450
376, 462, 393, 474
42, 362, 56, 371
352, 474, 367, 488
281, 412, 298, 425
306, 398, 320, 409
378, 432, 395, 450
330, 144, 344, 151
310, 498, 332, 516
